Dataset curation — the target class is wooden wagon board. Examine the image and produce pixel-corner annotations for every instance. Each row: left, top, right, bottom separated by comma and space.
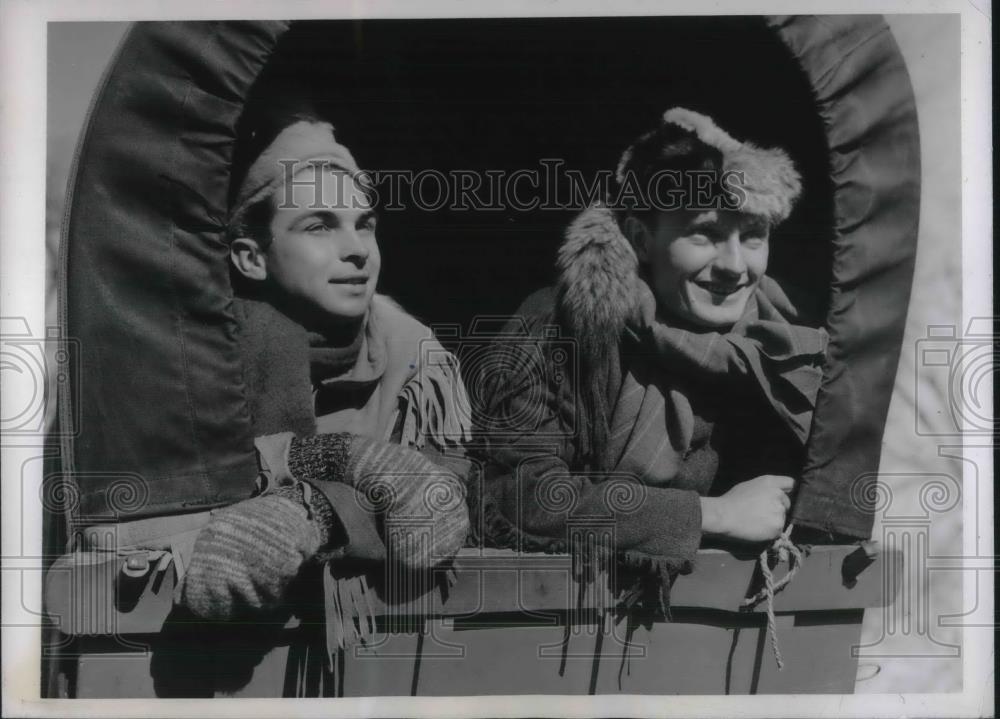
46, 544, 896, 697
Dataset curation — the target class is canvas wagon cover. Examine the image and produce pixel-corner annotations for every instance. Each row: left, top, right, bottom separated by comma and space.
59, 16, 919, 538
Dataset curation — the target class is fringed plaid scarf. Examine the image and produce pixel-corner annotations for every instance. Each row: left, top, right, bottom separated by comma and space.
623, 275, 829, 449
236, 293, 472, 449
553, 274, 828, 622
234, 293, 472, 693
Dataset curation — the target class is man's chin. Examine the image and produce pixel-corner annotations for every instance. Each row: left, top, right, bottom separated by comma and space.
684, 287, 751, 329
319, 296, 372, 323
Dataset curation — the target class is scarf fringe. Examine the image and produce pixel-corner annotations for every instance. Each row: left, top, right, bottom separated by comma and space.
397, 350, 472, 451
322, 563, 378, 671
314, 562, 458, 685
474, 491, 684, 619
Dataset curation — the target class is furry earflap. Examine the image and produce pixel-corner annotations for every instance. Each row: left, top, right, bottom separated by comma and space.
557, 205, 639, 342
555, 204, 639, 460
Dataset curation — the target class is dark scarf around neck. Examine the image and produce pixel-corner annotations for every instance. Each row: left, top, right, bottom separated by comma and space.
555, 204, 828, 460
307, 321, 366, 386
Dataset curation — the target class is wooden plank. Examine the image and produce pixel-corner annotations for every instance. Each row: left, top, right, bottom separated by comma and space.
398, 618, 600, 696
752, 613, 866, 694
589, 609, 764, 695
46, 546, 897, 637
67, 608, 867, 696
342, 634, 423, 697
329, 545, 896, 617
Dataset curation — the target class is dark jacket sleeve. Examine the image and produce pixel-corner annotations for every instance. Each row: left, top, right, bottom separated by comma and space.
473, 289, 703, 572
254, 432, 387, 563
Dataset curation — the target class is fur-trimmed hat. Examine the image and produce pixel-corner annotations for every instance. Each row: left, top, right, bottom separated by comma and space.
616, 107, 802, 223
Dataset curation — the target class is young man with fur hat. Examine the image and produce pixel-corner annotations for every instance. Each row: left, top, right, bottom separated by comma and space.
177, 113, 473, 642
474, 108, 828, 607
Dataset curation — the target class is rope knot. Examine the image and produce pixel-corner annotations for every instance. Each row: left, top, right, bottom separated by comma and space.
742, 524, 805, 670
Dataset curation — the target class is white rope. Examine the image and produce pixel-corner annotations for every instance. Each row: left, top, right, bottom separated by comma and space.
742, 524, 804, 670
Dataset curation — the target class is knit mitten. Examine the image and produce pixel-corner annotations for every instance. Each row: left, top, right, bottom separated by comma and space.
178, 482, 341, 620
288, 434, 469, 569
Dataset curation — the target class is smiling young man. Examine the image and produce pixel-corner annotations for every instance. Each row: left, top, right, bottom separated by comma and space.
224, 118, 473, 445
230, 161, 379, 332
474, 108, 829, 606
177, 117, 472, 635
630, 208, 770, 329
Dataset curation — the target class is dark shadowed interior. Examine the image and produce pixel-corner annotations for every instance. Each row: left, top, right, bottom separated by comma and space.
237, 16, 834, 335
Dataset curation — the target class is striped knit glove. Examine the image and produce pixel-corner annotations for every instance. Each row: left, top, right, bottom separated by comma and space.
288, 434, 469, 570
178, 482, 342, 620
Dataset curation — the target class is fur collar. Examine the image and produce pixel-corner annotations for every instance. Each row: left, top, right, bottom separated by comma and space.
552, 205, 827, 456
555, 204, 639, 351
553, 204, 639, 461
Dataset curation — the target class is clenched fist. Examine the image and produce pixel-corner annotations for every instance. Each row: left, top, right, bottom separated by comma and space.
700, 475, 794, 543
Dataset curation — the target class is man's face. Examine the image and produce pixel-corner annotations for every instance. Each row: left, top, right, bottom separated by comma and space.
640, 209, 770, 329
264, 166, 380, 326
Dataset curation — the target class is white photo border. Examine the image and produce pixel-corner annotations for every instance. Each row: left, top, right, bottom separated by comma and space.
1, 0, 992, 717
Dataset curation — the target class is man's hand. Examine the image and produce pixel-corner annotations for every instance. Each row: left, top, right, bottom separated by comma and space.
700, 475, 794, 543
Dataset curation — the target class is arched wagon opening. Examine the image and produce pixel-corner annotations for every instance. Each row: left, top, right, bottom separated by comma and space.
48, 14, 919, 697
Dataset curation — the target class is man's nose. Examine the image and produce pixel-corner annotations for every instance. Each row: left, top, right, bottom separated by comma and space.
340, 229, 370, 266
713, 232, 747, 278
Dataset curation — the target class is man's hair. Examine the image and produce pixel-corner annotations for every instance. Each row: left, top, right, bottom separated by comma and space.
227, 99, 323, 292
227, 192, 277, 249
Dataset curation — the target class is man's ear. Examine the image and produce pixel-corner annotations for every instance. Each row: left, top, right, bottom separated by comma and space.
622, 215, 651, 263
230, 237, 268, 281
